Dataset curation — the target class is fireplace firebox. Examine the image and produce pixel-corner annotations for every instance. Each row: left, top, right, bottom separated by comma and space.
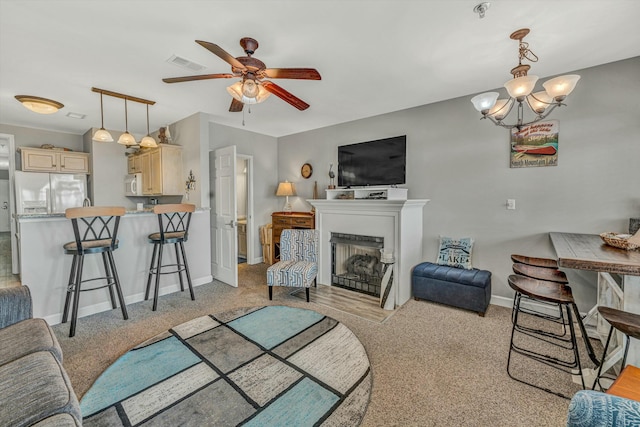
330, 232, 384, 296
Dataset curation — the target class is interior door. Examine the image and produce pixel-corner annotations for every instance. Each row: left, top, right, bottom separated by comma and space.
213, 145, 238, 287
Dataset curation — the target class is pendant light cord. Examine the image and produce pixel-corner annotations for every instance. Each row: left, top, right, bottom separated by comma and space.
100, 93, 105, 128
124, 99, 129, 132
146, 104, 150, 136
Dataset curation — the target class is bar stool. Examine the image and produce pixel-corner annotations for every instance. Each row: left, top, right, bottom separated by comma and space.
511, 262, 569, 324
511, 254, 559, 269
507, 274, 586, 398
592, 306, 640, 391
62, 206, 128, 337
145, 203, 196, 311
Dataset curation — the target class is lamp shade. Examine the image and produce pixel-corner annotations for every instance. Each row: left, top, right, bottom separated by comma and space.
140, 135, 157, 148
117, 132, 137, 146
227, 81, 271, 105
93, 128, 114, 142
15, 95, 63, 114
470, 92, 499, 113
504, 75, 539, 99
276, 181, 296, 197
529, 91, 553, 114
542, 75, 580, 101
488, 98, 511, 121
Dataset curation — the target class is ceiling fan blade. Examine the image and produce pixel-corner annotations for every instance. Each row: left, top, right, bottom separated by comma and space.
162, 73, 236, 83
196, 40, 246, 71
229, 98, 244, 112
261, 81, 310, 111
262, 68, 321, 80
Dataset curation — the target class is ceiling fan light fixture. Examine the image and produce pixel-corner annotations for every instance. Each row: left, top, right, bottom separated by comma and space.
15, 95, 64, 114
227, 81, 271, 105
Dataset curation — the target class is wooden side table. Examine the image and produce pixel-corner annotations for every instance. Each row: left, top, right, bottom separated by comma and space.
271, 212, 315, 264
606, 365, 640, 402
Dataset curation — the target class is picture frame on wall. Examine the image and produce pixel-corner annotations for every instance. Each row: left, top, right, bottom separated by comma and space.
510, 120, 559, 168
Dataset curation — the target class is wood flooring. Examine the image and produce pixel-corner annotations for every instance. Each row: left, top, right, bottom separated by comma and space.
291, 284, 396, 323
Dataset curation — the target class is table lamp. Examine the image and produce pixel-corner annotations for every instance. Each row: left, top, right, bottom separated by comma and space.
276, 181, 296, 213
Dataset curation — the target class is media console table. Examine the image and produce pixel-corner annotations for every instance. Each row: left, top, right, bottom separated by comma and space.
550, 232, 640, 383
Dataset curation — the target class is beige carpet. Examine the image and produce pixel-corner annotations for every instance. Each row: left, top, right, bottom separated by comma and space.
53, 263, 597, 426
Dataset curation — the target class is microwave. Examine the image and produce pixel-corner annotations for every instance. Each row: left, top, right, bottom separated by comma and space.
125, 173, 143, 196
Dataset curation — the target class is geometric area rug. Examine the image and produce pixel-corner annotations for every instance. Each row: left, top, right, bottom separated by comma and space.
80, 306, 372, 426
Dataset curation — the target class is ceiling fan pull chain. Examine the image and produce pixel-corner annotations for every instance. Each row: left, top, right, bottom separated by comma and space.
242, 108, 245, 126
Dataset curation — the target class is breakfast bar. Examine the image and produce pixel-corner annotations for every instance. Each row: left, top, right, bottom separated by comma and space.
16, 209, 212, 324
550, 232, 640, 381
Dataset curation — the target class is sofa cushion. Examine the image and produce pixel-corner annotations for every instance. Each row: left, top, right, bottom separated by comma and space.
0, 351, 81, 427
0, 318, 63, 366
0, 286, 32, 328
436, 236, 474, 269
413, 262, 491, 289
567, 390, 640, 427
31, 413, 81, 427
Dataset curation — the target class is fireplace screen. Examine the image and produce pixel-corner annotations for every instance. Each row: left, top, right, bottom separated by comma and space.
330, 233, 384, 296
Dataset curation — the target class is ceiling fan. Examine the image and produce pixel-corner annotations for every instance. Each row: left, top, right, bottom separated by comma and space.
163, 38, 321, 112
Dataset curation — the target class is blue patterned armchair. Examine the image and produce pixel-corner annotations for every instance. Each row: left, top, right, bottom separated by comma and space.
266, 229, 319, 302
567, 390, 640, 426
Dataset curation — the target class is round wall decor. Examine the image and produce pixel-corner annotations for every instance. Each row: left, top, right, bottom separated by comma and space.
301, 162, 313, 179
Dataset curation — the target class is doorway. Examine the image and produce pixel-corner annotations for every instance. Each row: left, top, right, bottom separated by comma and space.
0, 133, 20, 288
236, 156, 249, 264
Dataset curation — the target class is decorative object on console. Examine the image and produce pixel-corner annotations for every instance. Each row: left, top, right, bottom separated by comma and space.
600, 230, 640, 251
328, 164, 335, 189
631, 218, 640, 235
14, 95, 64, 114
276, 181, 296, 213
185, 170, 196, 200
162, 38, 321, 113
436, 236, 474, 270
470, 28, 580, 131
91, 87, 156, 145
301, 162, 313, 179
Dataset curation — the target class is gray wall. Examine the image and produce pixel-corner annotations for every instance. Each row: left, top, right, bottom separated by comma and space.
277, 56, 640, 310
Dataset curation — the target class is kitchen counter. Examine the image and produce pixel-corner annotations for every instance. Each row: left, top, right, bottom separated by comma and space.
16, 209, 212, 323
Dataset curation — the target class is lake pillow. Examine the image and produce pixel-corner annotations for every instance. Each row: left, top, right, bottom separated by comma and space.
436, 236, 474, 270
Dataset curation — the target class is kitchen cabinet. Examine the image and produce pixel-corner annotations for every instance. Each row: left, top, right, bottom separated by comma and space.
20, 147, 90, 173
271, 212, 315, 264
130, 145, 183, 196
127, 155, 142, 174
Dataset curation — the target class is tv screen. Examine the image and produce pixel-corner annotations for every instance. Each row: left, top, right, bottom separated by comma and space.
338, 136, 406, 187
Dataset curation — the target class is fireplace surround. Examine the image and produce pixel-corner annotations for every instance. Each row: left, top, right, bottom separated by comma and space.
309, 198, 428, 308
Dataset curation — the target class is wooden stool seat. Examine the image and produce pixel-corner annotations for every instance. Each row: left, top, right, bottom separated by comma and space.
598, 306, 640, 341
508, 274, 574, 305
511, 254, 559, 269
512, 263, 569, 284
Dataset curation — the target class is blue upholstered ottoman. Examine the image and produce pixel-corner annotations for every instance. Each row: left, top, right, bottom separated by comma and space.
412, 262, 492, 316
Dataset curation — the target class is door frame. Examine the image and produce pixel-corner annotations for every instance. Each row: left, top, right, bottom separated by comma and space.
0, 134, 17, 274
237, 154, 255, 264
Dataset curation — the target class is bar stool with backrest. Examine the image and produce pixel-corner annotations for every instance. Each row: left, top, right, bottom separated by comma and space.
507, 274, 588, 398
592, 306, 640, 391
145, 203, 196, 311
62, 206, 128, 337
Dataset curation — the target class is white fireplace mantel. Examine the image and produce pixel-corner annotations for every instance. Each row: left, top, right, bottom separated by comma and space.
309, 199, 429, 308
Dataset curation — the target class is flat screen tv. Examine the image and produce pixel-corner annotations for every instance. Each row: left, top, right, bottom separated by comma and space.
338, 135, 406, 187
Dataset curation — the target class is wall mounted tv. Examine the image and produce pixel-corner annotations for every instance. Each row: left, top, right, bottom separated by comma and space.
338, 135, 406, 187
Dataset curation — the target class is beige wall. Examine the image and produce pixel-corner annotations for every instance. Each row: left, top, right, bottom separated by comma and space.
277, 56, 640, 310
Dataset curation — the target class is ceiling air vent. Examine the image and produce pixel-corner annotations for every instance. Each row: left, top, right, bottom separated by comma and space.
166, 55, 206, 72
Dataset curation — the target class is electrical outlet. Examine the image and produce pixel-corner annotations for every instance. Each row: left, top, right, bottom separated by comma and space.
507, 199, 516, 210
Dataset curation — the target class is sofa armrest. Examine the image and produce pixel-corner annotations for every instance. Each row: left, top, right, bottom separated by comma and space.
0, 286, 33, 329
567, 390, 640, 426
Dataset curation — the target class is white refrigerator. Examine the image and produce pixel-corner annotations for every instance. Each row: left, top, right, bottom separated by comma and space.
14, 171, 87, 214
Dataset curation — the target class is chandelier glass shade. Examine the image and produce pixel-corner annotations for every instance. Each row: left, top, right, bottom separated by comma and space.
139, 104, 158, 148
92, 92, 114, 142
227, 80, 271, 105
117, 99, 137, 146
471, 28, 580, 130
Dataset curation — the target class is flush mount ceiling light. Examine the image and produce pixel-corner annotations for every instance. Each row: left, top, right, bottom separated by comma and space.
91, 87, 155, 146
470, 28, 580, 130
139, 104, 157, 148
15, 95, 64, 114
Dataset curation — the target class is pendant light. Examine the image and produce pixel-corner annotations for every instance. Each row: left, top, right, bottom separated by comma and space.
117, 98, 137, 146
139, 104, 157, 148
92, 92, 114, 142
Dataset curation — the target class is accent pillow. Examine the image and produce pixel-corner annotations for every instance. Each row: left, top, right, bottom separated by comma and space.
436, 236, 474, 270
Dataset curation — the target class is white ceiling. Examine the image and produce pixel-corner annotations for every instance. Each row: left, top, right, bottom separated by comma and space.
1, 1, 639, 138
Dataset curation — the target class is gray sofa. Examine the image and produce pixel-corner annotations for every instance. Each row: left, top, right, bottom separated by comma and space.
0, 286, 82, 426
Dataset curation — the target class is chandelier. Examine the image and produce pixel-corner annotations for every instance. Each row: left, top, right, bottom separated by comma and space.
471, 28, 580, 130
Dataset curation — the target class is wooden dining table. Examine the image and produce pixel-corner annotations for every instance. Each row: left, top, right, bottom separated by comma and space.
550, 232, 640, 385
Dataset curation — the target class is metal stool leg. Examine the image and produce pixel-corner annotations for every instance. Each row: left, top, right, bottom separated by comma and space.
145, 243, 159, 301
69, 255, 84, 338
62, 254, 78, 324
102, 252, 117, 309
152, 243, 164, 311
174, 243, 185, 292
179, 241, 195, 300
107, 250, 128, 320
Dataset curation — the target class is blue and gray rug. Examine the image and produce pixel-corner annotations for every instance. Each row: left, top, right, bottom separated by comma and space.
81, 305, 372, 426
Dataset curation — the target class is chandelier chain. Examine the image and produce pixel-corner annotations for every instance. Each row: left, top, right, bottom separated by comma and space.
518, 41, 538, 65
